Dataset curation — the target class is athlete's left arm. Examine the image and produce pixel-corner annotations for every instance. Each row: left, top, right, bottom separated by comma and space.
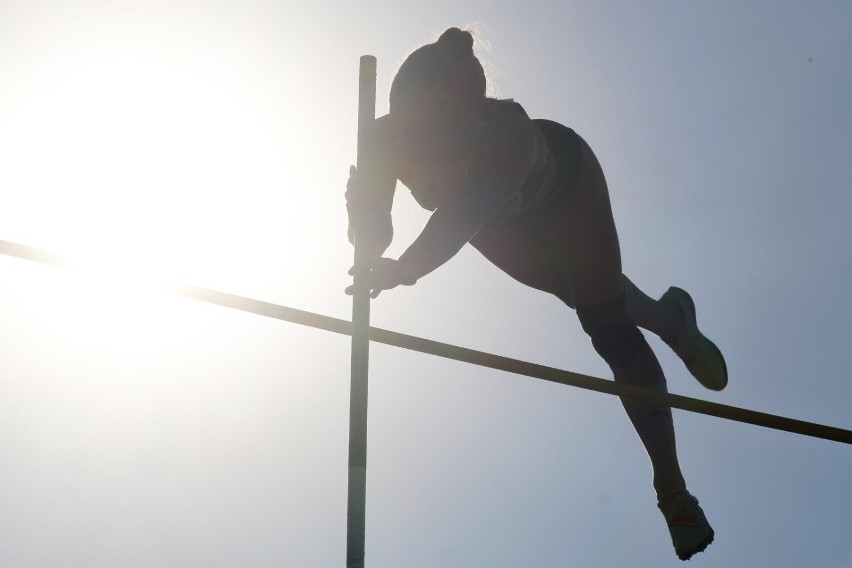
397, 112, 537, 282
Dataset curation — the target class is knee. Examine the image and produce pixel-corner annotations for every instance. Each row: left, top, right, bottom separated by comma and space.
576, 294, 646, 369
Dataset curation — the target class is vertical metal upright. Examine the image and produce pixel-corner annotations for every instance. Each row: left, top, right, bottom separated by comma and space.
347, 54, 376, 568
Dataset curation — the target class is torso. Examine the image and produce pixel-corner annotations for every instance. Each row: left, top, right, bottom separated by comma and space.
383, 98, 558, 217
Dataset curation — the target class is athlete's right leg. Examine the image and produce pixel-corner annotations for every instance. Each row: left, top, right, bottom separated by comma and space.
624, 275, 728, 390
471, 222, 679, 343
470, 234, 681, 345
470, 216, 575, 307
623, 275, 682, 343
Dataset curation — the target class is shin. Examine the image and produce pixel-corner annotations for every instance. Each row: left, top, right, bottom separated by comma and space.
577, 294, 686, 500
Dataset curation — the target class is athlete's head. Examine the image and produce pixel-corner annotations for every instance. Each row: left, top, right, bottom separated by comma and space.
389, 27, 487, 132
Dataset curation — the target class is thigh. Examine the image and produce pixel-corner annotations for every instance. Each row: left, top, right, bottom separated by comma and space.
538, 134, 623, 307
470, 219, 574, 308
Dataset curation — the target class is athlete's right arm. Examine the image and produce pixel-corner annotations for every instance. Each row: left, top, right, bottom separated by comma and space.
346, 114, 397, 258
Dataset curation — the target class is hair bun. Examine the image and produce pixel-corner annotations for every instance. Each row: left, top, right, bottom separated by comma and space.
437, 27, 474, 58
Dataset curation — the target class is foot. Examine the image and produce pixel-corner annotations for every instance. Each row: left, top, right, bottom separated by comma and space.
660, 287, 728, 391
658, 491, 715, 561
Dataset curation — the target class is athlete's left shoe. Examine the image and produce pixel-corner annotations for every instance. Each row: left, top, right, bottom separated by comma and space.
661, 286, 728, 391
658, 491, 715, 561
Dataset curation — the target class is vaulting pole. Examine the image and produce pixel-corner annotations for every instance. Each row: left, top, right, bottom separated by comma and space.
347, 54, 376, 568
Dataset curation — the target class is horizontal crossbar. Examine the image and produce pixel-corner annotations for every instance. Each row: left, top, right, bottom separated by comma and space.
2, 237, 849, 445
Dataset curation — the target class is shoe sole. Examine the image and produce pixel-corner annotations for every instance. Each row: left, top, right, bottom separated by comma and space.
668, 287, 728, 391
677, 527, 715, 561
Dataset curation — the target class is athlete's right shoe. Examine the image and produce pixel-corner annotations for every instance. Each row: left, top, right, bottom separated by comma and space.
661, 287, 728, 391
658, 491, 715, 561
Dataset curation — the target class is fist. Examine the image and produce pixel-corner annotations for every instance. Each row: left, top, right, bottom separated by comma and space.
345, 257, 417, 299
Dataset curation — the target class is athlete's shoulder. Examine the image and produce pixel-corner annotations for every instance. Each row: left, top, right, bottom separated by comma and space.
471, 99, 538, 177
482, 97, 532, 120
479, 99, 536, 151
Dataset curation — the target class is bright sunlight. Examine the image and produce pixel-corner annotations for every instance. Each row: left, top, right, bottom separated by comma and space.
1, 12, 349, 343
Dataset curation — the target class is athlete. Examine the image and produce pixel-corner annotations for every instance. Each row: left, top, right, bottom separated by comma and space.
345, 27, 727, 561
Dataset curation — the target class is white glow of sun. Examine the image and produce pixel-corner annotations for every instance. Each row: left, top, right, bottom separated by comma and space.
1, 32, 344, 344
9, 54, 264, 266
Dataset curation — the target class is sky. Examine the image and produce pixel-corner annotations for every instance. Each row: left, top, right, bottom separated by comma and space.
1, 1, 850, 567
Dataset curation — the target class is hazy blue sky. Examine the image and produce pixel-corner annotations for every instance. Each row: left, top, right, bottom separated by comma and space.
1, 1, 850, 567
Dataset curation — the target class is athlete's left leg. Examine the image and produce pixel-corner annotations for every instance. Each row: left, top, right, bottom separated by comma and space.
537, 131, 713, 559
537, 133, 688, 499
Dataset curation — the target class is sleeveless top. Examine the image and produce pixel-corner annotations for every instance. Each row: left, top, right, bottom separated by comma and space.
396, 98, 558, 221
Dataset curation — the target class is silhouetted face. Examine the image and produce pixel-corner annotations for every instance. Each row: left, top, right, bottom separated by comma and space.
391, 91, 477, 165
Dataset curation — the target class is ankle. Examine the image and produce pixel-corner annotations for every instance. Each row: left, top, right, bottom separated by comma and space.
655, 482, 688, 504
660, 300, 683, 344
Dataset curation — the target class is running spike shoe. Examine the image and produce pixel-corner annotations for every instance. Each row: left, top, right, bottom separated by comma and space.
658, 491, 715, 561
661, 287, 728, 391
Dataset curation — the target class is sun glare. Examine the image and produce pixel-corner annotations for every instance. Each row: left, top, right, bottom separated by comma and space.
1, 26, 347, 343
13, 55, 247, 262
